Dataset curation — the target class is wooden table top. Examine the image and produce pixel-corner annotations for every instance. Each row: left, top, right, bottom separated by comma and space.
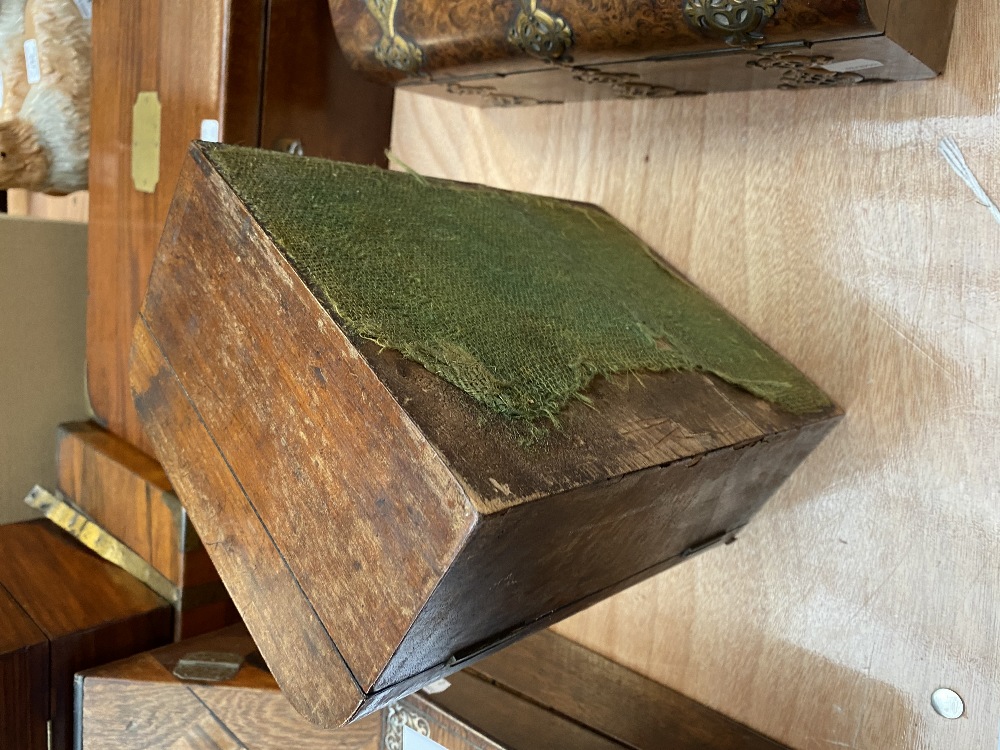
389, 0, 998, 746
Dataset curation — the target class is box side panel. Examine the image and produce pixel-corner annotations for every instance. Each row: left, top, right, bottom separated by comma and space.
135, 149, 474, 699
885, 0, 959, 73
355, 344, 831, 512
376, 418, 837, 690
0, 522, 172, 750
0, 584, 48, 750
411, 34, 935, 107
131, 319, 364, 727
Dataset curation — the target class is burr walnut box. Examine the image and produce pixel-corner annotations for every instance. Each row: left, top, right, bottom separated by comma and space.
131, 142, 841, 726
329, 0, 959, 105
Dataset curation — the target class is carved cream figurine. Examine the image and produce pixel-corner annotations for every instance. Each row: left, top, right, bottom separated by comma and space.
0, 0, 90, 194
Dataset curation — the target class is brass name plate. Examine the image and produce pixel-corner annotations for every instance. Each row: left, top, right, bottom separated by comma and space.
132, 91, 162, 194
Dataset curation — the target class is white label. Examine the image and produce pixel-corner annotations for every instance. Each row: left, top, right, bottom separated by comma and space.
421, 678, 451, 695
24, 39, 41, 84
199, 118, 220, 142
72, 0, 92, 18
822, 58, 883, 74
403, 726, 446, 750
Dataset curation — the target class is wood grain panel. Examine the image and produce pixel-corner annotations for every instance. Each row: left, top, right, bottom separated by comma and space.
0, 521, 172, 750
78, 626, 382, 750
462, 629, 786, 749
387, 0, 999, 745
86, 0, 257, 454
0, 584, 48, 750
130, 319, 366, 727
259, 0, 393, 164
57, 421, 187, 583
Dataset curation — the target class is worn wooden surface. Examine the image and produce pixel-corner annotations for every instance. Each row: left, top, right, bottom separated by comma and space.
56, 421, 236, 639
0, 583, 48, 750
131, 319, 366, 727
78, 624, 785, 749
389, 0, 1000, 746
87, 0, 257, 454
87, 0, 393, 454
0, 521, 172, 750
77, 625, 383, 750
132, 143, 838, 725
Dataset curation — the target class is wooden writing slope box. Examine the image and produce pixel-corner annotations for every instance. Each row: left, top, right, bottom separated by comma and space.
0, 521, 171, 750
131, 142, 842, 726
330, 0, 958, 105
77, 624, 788, 749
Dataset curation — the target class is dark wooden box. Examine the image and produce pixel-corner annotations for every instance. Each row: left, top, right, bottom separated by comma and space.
77, 624, 788, 749
329, 0, 958, 104
0, 521, 171, 750
130, 142, 841, 726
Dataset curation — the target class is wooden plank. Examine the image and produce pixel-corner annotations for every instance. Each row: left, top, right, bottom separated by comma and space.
462, 629, 786, 749
0, 584, 48, 750
77, 626, 382, 750
387, 0, 1000, 746
87, 0, 393, 453
86, 0, 253, 454
55, 421, 235, 639
0, 521, 172, 750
